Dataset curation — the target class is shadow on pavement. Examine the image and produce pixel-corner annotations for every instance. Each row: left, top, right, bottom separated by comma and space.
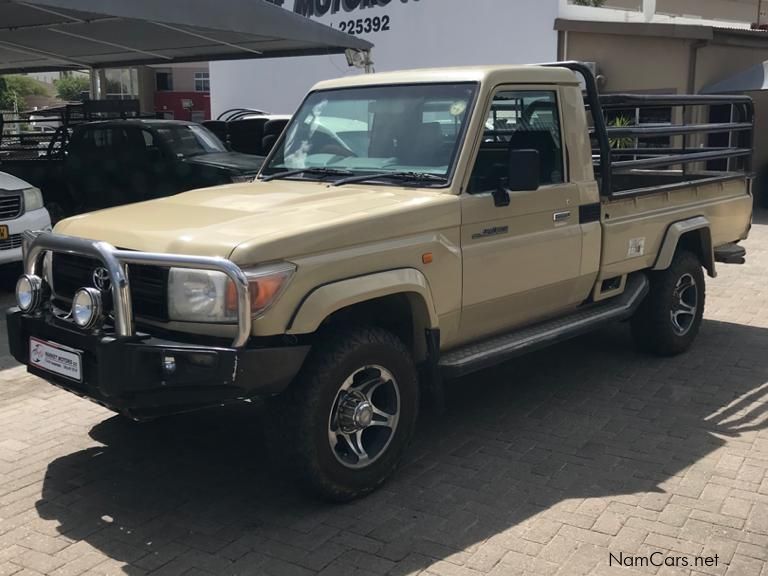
35, 319, 768, 574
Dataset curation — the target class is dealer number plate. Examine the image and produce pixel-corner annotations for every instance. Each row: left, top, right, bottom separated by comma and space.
29, 338, 83, 382
0, 226, 8, 240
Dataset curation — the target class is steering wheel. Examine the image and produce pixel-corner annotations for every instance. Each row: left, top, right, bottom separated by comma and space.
318, 143, 357, 157
313, 124, 358, 157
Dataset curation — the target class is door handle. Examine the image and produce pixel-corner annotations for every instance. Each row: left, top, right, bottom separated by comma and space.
553, 211, 571, 223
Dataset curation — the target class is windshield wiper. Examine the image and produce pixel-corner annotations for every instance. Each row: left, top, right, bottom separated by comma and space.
332, 171, 449, 187
261, 167, 354, 182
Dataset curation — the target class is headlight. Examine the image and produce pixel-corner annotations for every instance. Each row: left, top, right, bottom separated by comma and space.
168, 269, 233, 323
72, 288, 103, 329
22, 187, 44, 212
168, 263, 295, 323
16, 274, 42, 312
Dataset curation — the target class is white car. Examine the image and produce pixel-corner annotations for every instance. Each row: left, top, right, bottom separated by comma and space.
0, 172, 51, 265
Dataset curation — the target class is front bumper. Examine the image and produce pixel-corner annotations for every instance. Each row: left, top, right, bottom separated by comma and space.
7, 309, 310, 418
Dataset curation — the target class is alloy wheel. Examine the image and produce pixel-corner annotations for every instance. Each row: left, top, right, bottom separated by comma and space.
327, 365, 400, 470
670, 272, 698, 336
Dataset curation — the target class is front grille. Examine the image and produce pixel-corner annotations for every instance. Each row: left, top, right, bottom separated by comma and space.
51, 253, 169, 322
0, 234, 23, 251
0, 195, 22, 221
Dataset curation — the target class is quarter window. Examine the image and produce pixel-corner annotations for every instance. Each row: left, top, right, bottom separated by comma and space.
469, 90, 564, 193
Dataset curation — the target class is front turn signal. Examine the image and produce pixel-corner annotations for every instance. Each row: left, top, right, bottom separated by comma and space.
226, 262, 296, 317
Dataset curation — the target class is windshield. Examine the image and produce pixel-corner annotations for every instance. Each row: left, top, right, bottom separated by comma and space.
262, 83, 478, 184
156, 124, 227, 157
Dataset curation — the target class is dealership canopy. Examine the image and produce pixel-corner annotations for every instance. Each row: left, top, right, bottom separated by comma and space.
0, 0, 373, 73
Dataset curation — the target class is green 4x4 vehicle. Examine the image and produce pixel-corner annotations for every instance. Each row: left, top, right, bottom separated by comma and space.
7, 63, 753, 500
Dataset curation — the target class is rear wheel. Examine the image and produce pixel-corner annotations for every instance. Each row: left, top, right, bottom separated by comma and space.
631, 250, 705, 356
277, 326, 419, 501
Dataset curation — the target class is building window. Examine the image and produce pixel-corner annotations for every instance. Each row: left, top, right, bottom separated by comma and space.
194, 72, 210, 93
156, 72, 173, 92
104, 68, 139, 100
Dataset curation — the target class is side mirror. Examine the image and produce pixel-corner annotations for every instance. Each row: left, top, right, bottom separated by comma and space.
507, 149, 540, 191
493, 148, 541, 208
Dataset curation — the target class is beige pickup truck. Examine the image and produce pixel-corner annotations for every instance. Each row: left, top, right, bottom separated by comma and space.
7, 62, 753, 500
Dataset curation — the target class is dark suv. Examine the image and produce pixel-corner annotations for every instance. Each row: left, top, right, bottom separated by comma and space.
59, 120, 264, 217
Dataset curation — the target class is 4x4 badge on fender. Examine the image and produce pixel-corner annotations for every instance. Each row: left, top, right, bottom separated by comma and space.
92, 268, 111, 293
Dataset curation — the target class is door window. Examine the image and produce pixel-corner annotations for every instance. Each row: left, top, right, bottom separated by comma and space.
88, 128, 122, 150
469, 90, 564, 193
71, 127, 125, 159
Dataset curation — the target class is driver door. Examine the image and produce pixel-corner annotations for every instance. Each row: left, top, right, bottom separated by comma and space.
459, 86, 587, 343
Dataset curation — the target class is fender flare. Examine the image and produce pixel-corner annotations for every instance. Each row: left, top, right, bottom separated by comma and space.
653, 216, 716, 278
287, 268, 440, 336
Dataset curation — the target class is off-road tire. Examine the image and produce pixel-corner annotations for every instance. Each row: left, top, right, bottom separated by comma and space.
274, 326, 419, 502
631, 250, 705, 356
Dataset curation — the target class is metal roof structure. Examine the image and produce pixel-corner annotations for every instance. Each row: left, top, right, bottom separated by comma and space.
0, 0, 373, 74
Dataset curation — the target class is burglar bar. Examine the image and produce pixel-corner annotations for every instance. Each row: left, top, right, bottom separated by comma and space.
611, 148, 752, 171
595, 94, 754, 109
538, 61, 614, 195
597, 122, 753, 138
610, 173, 748, 199
608, 147, 737, 156
538, 61, 754, 198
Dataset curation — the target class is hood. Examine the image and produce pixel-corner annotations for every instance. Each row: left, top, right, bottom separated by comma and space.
183, 152, 264, 173
0, 170, 33, 191
54, 180, 460, 263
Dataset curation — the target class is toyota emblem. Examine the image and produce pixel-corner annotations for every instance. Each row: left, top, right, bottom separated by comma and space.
92, 267, 111, 292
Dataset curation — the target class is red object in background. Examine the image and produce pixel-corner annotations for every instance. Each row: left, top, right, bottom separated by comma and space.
154, 92, 211, 122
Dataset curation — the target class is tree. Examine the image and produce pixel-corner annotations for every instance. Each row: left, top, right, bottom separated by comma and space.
0, 74, 49, 111
0, 77, 13, 110
55, 74, 91, 101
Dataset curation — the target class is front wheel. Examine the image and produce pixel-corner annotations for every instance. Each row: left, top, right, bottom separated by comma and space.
631, 250, 705, 356
278, 327, 419, 501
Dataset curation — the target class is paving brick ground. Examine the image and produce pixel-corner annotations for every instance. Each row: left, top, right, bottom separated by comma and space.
0, 216, 767, 576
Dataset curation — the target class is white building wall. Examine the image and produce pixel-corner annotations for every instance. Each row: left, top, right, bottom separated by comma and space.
210, 0, 559, 117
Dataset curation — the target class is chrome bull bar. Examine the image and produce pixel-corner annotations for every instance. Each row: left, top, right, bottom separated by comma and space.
22, 231, 252, 348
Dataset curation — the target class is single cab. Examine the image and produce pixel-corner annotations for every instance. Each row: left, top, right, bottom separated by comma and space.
7, 63, 753, 500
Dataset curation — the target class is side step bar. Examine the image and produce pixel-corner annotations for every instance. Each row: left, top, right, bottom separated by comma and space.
439, 273, 649, 379
714, 243, 746, 265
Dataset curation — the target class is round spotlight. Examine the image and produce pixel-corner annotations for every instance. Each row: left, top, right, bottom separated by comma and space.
72, 288, 103, 329
15, 274, 42, 313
